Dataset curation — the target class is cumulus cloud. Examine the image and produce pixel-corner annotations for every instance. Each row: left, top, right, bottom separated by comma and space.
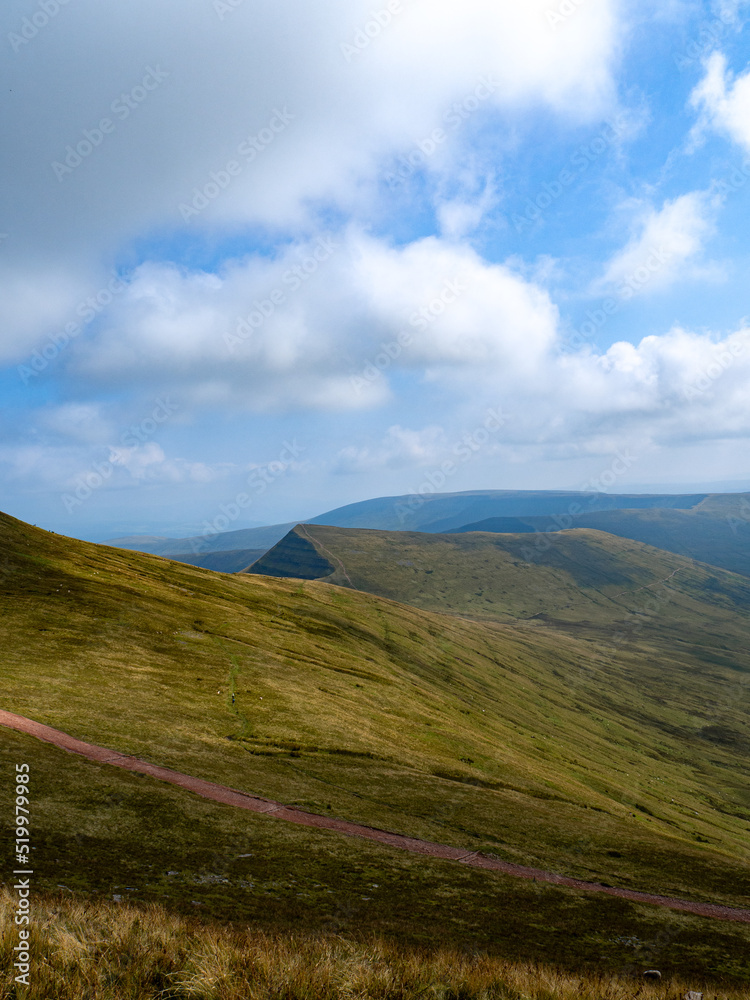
55, 232, 558, 411
19, 218, 747, 467
690, 51, 750, 152
595, 193, 716, 297
0, 0, 623, 371
542, 324, 750, 447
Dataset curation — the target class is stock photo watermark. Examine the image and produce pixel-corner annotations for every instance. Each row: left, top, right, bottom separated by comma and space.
385, 77, 499, 190
191, 439, 306, 552
561, 244, 673, 353
13, 763, 32, 988
340, 0, 403, 62
8, 0, 72, 53
683, 338, 744, 400
178, 107, 295, 221
395, 407, 511, 523
546, 0, 591, 31
727, 495, 750, 536
60, 398, 179, 513
223, 236, 339, 353
711, 158, 750, 200
52, 66, 170, 182
512, 117, 627, 233
518, 450, 638, 565
351, 275, 469, 394
673, 6, 738, 71
213, 0, 249, 21
18, 273, 130, 384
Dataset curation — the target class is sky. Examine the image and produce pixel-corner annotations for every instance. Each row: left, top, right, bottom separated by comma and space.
1, 0, 750, 541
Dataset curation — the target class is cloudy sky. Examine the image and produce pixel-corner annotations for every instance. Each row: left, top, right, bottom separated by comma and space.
1, 0, 750, 540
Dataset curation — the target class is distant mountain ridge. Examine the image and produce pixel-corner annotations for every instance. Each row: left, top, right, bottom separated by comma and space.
306, 489, 707, 534
105, 490, 711, 570
449, 492, 750, 578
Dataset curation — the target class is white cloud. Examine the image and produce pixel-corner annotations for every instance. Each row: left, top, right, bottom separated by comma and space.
595, 192, 716, 297
37, 404, 113, 445
436, 177, 498, 240
334, 425, 447, 474
59, 232, 559, 411
322, 320, 750, 480
0, 0, 624, 374
690, 51, 750, 153
545, 324, 750, 446
22, 220, 746, 463
0, 0, 620, 249
5, 319, 750, 501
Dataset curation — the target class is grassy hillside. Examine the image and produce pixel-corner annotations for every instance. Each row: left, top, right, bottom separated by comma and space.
3, 878, 750, 997
246, 522, 750, 624
1, 511, 750, 980
247, 524, 750, 699
451, 492, 750, 578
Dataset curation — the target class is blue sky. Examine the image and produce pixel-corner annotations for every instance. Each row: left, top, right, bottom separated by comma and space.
1, 0, 750, 541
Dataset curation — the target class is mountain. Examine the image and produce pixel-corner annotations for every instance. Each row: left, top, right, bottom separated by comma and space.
306, 489, 708, 533
449, 493, 750, 578
2, 509, 750, 976
105, 490, 711, 571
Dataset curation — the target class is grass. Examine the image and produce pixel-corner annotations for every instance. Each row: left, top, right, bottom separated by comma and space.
248, 522, 750, 625
2, 725, 750, 992
5, 889, 749, 1000
1, 511, 750, 983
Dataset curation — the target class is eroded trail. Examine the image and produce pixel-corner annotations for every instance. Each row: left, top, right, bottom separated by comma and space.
2, 709, 748, 924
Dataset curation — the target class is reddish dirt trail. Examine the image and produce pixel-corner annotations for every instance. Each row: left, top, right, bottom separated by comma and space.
2, 709, 749, 925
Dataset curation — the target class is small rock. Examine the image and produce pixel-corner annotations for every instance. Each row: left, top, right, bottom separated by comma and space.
112, 894, 122, 902
643, 970, 662, 981
684, 993, 703, 1000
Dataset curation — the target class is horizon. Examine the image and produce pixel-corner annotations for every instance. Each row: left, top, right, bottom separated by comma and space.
25, 478, 750, 544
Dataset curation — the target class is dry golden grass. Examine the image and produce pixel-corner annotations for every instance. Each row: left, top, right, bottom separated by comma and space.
1, 889, 746, 1000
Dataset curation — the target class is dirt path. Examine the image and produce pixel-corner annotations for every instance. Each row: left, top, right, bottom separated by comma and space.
2, 709, 749, 925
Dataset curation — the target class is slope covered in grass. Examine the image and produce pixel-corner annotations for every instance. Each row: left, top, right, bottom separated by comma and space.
1, 511, 749, 936
246, 523, 750, 626
3, 854, 750, 996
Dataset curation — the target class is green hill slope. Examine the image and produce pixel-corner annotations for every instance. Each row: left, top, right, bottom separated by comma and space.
246, 522, 750, 630
1, 510, 750, 974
